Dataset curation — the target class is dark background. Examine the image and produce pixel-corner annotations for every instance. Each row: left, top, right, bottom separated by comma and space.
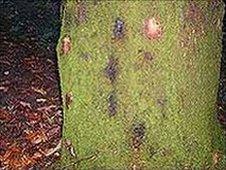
0, 0, 62, 50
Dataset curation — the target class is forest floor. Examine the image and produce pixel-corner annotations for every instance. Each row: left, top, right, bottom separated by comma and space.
0, 1, 63, 169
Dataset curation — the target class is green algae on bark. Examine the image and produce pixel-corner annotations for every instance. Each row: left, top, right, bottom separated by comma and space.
57, 1, 226, 169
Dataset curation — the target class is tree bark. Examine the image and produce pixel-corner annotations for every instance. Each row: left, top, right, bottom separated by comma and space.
57, 1, 225, 169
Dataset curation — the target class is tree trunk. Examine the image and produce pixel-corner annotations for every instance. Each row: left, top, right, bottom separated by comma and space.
57, 1, 226, 169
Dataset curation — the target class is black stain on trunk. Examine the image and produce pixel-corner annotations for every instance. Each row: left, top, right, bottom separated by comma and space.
113, 18, 125, 39
107, 90, 117, 116
105, 56, 118, 84
131, 122, 146, 150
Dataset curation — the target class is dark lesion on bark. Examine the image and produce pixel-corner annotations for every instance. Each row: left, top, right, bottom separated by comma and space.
107, 90, 117, 117
104, 56, 119, 85
131, 122, 146, 151
113, 18, 125, 39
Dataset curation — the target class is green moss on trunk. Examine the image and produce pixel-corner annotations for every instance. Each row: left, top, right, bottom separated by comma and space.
57, 1, 225, 169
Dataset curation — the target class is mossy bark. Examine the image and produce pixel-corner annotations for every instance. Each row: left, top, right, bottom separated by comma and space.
57, 1, 226, 169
